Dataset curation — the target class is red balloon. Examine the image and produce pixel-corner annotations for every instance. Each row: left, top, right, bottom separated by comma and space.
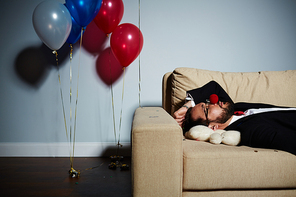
110, 23, 144, 67
93, 0, 124, 34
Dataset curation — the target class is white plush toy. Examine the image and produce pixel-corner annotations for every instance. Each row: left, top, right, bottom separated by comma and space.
185, 125, 241, 146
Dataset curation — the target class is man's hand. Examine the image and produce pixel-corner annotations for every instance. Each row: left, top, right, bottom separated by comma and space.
173, 101, 192, 127
173, 107, 188, 127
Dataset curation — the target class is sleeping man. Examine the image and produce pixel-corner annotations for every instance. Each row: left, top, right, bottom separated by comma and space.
173, 81, 296, 155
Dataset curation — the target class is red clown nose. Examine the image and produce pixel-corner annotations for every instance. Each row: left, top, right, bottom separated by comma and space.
209, 94, 219, 104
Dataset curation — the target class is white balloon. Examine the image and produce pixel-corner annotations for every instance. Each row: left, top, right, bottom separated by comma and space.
32, 0, 72, 51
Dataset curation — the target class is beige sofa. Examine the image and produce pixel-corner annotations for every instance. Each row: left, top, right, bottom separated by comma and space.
131, 68, 296, 197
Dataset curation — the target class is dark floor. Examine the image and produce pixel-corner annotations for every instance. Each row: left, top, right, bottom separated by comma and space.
0, 157, 131, 197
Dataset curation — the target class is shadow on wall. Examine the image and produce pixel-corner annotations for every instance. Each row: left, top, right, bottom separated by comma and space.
82, 21, 124, 86
15, 20, 125, 88
96, 47, 124, 86
14, 43, 70, 88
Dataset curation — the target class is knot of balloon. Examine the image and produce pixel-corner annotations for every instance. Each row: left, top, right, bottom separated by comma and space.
209, 94, 219, 104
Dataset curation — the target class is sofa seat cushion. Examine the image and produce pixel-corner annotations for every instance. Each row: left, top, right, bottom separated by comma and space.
183, 140, 296, 191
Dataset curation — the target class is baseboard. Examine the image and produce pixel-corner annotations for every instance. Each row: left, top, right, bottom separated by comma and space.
0, 142, 131, 157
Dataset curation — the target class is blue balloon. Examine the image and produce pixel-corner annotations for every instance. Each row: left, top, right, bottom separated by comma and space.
65, 0, 102, 27
66, 16, 84, 44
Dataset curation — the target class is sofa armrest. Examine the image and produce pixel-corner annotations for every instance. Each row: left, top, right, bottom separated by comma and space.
132, 107, 183, 197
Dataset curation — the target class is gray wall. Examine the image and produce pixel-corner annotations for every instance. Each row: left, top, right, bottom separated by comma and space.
1, 0, 296, 151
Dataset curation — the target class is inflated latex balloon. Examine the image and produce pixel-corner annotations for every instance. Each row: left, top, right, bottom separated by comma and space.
32, 0, 72, 51
66, 16, 84, 44
65, 0, 102, 27
93, 0, 124, 34
110, 23, 143, 67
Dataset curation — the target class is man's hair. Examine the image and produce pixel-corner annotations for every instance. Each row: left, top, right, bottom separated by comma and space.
182, 107, 207, 134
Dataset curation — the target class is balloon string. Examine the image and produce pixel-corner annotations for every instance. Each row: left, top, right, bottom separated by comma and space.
69, 44, 73, 168
109, 49, 117, 144
70, 27, 84, 169
138, 0, 141, 107
53, 50, 74, 173
69, 44, 73, 105
109, 54, 126, 152
118, 67, 125, 151
70, 44, 73, 61
54, 51, 68, 140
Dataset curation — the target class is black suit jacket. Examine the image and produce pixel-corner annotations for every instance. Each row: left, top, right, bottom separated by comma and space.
226, 107, 296, 155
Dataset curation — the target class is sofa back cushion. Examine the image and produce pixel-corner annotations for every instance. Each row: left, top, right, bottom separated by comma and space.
170, 67, 296, 114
